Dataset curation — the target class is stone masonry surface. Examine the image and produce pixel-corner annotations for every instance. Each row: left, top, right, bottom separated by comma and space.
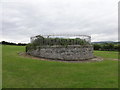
27, 45, 94, 60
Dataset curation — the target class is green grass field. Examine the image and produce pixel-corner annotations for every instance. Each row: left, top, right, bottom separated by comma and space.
0, 45, 2, 89
2, 45, 118, 88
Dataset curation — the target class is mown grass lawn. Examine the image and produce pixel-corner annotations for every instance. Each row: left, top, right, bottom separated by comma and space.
0, 45, 2, 89
2, 45, 118, 88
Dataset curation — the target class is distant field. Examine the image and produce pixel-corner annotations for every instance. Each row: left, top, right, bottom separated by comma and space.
94, 50, 119, 59
2, 45, 118, 88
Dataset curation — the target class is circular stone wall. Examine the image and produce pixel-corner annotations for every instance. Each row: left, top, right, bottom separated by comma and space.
27, 45, 94, 60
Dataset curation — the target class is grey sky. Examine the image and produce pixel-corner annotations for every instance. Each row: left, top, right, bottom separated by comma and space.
1, 0, 118, 43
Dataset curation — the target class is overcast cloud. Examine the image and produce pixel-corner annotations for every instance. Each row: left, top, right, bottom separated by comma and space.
0, 0, 118, 43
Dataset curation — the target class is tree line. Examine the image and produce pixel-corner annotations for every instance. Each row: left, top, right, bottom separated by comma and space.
0, 41, 27, 46
93, 43, 120, 51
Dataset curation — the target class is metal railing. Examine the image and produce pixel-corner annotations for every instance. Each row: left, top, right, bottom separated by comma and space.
30, 34, 91, 45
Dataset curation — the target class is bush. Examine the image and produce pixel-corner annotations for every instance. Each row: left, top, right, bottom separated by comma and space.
93, 43, 119, 51
26, 35, 90, 51
93, 44, 101, 50
31, 35, 90, 46
101, 43, 114, 51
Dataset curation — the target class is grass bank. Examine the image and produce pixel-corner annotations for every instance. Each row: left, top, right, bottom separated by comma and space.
2, 45, 118, 88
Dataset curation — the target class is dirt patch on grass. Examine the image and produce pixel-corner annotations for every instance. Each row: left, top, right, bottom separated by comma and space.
108, 58, 120, 61
18, 52, 103, 63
